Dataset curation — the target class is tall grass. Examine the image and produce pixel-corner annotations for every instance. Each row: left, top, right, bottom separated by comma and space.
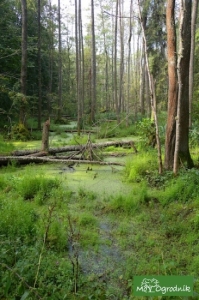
0, 135, 15, 155
125, 151, 157, 182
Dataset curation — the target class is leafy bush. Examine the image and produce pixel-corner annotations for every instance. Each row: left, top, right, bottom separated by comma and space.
9, 123, 31, 141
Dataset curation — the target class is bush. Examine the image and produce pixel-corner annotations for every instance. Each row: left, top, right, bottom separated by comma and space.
10, 123, 31, 141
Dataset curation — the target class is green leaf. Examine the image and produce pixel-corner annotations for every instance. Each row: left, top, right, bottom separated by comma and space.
20, 290, 30, 300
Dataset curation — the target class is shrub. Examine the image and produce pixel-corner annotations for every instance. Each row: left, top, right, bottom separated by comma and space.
10, 123, 31, 141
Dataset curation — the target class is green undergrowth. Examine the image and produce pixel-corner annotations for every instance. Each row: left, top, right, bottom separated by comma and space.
0, 135, 15, 155
1, 160, 199, 299
97, 121, 137, 139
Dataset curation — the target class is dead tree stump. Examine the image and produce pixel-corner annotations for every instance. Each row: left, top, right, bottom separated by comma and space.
41, 119, 50, 152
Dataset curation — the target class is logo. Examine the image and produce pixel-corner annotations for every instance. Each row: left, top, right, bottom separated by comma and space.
133, 276, 193, 296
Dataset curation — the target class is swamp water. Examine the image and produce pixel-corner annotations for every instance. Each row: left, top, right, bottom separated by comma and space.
12, 126, 136, 297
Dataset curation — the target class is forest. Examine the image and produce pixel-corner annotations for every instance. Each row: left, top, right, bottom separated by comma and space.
0, 0, 199, 299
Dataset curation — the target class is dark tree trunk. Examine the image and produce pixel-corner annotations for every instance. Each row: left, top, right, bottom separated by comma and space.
37, 0, 42, 130
174, 0, 194, 173
164, 0, 178, 170
90, 0, 96, 124
57, 0, 62, 120
20, 0, 27, 124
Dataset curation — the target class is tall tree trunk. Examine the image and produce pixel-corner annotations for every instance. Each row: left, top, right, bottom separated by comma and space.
189, 0, 198, 127
165, 0, 178, 170
90, 0, 96, 124
37, 0, 42, 129
126, 0, 133, 126
99, 0, 109, 111
173, 0, 194, 174
138, 0, 163, 174
145, 66, 150, 117
119, 0, 124, 114
57, 0, 62, 120
114, 0, 119, 123
75, 0, 83, 132
20, 0, 27, 125
139, 42, 145, 115
47, 0, 53, 116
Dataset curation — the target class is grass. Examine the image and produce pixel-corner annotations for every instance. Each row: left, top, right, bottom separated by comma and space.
1, 162, 199, 298
1, 123, 199, 298
0, 135, 15, 155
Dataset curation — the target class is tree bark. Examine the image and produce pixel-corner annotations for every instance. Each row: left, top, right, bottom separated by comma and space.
41, 119, 50, 152
189, 0, 198, 127
37, 0, 42, 130
114, 0, 119, 123
57, 0, 62, 120
90, 0, 96, 124
173, 0, 194, 174
20, 0, 27, 124
165, 0, 178, 170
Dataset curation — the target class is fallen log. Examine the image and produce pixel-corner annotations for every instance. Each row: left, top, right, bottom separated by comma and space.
0, 156, 124, 166
12, 140, 137, 156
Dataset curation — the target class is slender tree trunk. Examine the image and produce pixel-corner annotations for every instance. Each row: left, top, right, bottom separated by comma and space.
20, 0, 27, 125
140, 42, 145, 115
126, 0, 133, 126
99, 0, 109, 111
145, 66, 150, 117
90, 0, 96, 124
47, 0, 53, 116
79, 6, 84, 115
189, 0, 198, 127
173, 0, 194, 174
165, 0, 178, 170
57, 0, 62, 120
37, 0, 42, 129
138, 0, 163, 174
114, 0, 119, 123
118, 0, 124, 114
75, 0, 83, 132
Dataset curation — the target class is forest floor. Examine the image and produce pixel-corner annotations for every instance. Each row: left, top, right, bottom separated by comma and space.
1, 121, 199, 299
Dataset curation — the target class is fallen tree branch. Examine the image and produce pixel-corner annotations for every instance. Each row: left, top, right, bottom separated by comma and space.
0, 156, 125, 166
12, 140, 137, 156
